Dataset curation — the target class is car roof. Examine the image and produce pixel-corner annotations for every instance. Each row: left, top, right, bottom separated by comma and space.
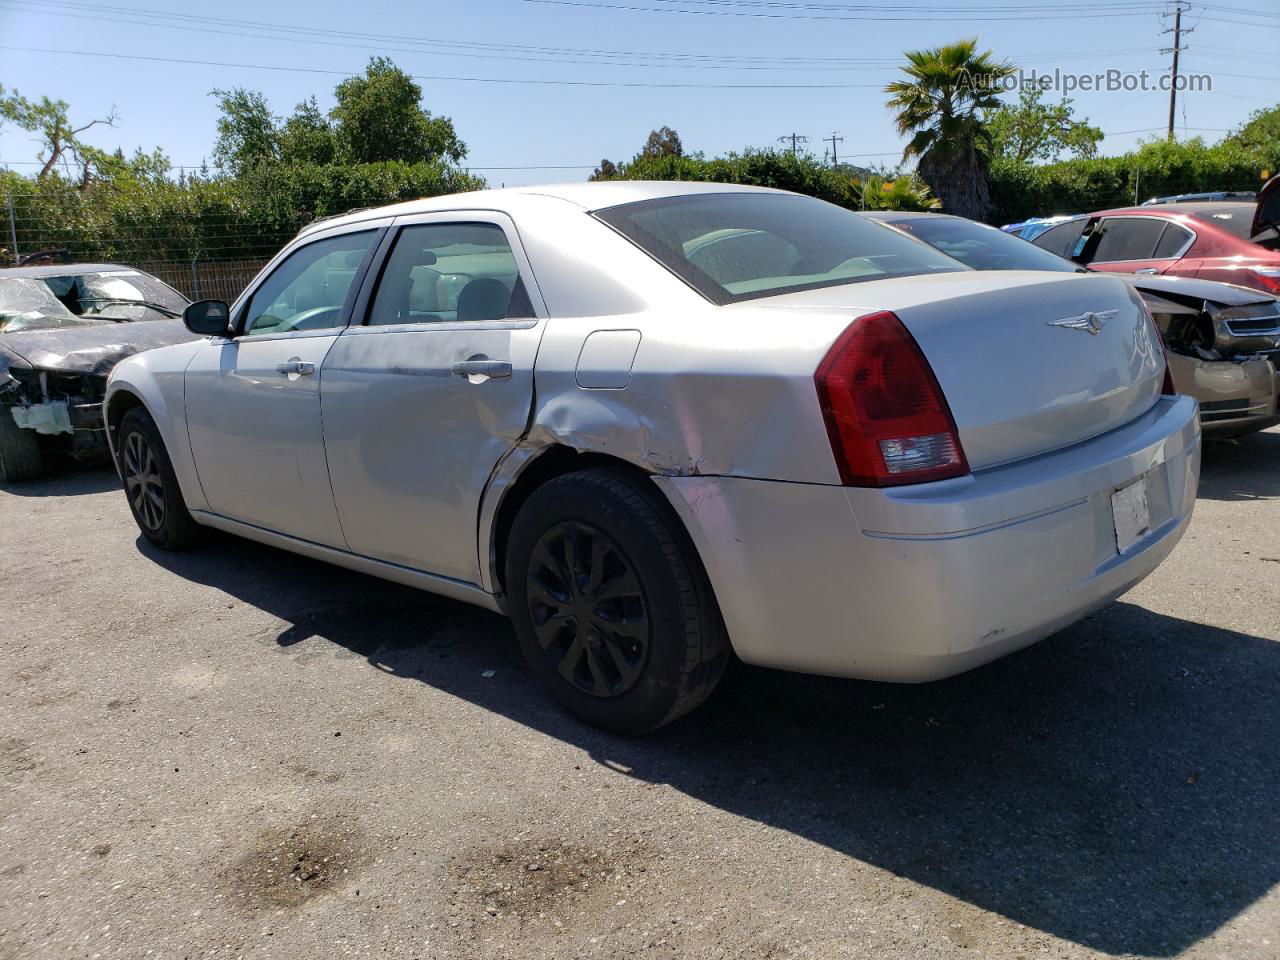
1092, 202, 1256, 219
295, 181, 793, 238
859, 210, 956, 223
0, 263, 138, 279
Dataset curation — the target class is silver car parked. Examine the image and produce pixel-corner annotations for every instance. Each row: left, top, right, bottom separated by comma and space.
105, 183, 1201, 734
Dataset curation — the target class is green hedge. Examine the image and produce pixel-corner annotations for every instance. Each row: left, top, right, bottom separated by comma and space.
988, 138, 1276, 224
2, 161, 485, 263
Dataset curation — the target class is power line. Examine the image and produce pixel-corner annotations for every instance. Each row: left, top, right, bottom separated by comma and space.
516, 0, 1168, 21
0, 0, 1164, 71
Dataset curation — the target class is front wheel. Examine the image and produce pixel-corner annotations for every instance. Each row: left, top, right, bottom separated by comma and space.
505, 468, 729, 735
116, 406, 204, 549
0, 410, 44, 483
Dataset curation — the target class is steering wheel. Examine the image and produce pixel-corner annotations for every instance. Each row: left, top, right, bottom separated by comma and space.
270, 305, 341, 333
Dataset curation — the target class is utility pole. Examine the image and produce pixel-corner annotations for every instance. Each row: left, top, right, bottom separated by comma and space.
824, 132, 844, 171
1162, 1, 1192, 140
777, 133, 809, 157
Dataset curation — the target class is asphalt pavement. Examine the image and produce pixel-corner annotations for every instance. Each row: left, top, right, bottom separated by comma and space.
2, 427, 1278, 960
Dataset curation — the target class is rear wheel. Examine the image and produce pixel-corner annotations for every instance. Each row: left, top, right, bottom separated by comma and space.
117, 406, 203, 549
0, 411, 44, 483
505, 468, 729, 735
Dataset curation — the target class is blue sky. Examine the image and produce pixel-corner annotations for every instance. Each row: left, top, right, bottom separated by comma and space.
0, 0, 1276, 187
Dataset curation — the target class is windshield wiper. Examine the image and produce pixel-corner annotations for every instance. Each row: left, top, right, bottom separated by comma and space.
78, 297, 181, 319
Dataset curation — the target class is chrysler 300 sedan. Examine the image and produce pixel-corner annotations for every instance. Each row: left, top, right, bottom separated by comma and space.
104, 183, 1201, 734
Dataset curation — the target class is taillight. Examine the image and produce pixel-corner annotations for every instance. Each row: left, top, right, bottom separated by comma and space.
1249, 267, 1280, 294
1136, 293, 1177, 396
814, 310, 969, 487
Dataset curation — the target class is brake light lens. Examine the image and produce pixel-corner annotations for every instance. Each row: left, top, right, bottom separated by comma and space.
1249, 267, 1280, 294
1136, 293, 1177, 396
814, 311, 969, 487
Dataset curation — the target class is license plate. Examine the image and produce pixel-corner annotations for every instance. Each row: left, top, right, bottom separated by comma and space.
1111, 477, 1151, 554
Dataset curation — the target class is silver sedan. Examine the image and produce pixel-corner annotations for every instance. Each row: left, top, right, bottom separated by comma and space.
105, 183, 1201, 734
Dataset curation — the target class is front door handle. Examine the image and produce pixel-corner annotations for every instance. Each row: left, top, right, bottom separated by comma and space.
451, 359, 512, 381
276, 359, 316, 378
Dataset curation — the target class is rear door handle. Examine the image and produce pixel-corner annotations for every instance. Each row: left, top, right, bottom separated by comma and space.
276, 359, 315, 377
1133, 268, 1159, 274
451, 359, 512, 381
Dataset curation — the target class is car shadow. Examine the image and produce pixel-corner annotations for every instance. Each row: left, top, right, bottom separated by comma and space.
1199, 427, 1280, 501
142, 533, 1280, 958
1, 461, 119, 497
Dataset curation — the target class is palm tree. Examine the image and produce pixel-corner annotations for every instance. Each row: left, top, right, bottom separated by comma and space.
885, 39, 1014, 220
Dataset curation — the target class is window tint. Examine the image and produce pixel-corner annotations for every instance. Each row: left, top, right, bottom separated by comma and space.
1153, 223, 1193, 259
888, 217, 1078, 272
1031, 219, 1088, 259
367, 222, 532, 325
595, 193, 963, 305
1090, 218, 1168, 262
244, 230, 376, 335
1191, 207, 1254, 240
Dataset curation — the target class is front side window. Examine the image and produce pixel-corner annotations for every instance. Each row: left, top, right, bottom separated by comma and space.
243, 230, 376, 335
887, 217, 1079, 273
594, 193, 964, 305
367, 222, 532, 325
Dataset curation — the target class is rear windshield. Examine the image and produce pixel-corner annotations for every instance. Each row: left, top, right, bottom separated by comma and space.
884, 217, 1080, 273
594, 193, 965, 305
1190, 206, 1255, 241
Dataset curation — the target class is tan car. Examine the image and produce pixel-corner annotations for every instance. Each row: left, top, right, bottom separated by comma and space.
865, 211, 1279, 437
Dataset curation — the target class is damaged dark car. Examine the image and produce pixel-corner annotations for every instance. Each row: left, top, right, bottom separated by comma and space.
0, 264, 196, 482
863, 211, 1280, 437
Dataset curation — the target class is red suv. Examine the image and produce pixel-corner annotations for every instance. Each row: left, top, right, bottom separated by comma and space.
1032, 176, 1280, 294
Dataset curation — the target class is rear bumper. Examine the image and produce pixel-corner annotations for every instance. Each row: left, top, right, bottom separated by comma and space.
656, 395, 1201, 682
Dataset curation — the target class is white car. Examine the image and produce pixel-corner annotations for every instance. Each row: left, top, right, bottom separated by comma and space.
105, 183, 1201, 734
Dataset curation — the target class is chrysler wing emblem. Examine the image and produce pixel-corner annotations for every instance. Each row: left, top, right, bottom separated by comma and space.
1047, 309, 1118, 335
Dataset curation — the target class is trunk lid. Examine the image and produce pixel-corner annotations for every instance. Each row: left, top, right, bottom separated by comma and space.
748, 270, 1165, 470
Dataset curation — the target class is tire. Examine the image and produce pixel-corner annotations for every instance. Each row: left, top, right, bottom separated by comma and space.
0, 409, 44, 483
505, 468, 729, 735
116, 406, 204, 549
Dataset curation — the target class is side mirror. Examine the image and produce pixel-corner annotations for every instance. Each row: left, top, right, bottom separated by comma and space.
183, 299, 232, 337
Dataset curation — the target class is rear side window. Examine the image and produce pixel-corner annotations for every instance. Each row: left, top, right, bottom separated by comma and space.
594, 193, 964, 305
1153, 223, 1194, 258
1090, 218, 1169, 262
367, 222, 533, 325
1032, 219, 1088, 259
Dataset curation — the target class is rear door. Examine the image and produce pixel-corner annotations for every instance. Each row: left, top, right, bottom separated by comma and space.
1080, 216, 1194, 276
320, 212, 547, 585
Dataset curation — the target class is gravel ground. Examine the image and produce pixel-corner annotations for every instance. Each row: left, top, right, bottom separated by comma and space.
1, 427, 1278, 960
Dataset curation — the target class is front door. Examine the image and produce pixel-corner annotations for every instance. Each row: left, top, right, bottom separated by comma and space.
321, 215, 546, 585
185, 226, 382, 546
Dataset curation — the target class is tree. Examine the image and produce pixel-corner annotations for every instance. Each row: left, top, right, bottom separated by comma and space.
1224, 103, 1280, 157
847, 174, 941, 212
986, 86, 1102, 164
330, 58, 465, 165
641, 126, 683, 159
279, 97, 337, 166
885, 39, 1014, 219
0, 86, 118, 180
589, 158, 618, 181
210, 88, 279, 176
